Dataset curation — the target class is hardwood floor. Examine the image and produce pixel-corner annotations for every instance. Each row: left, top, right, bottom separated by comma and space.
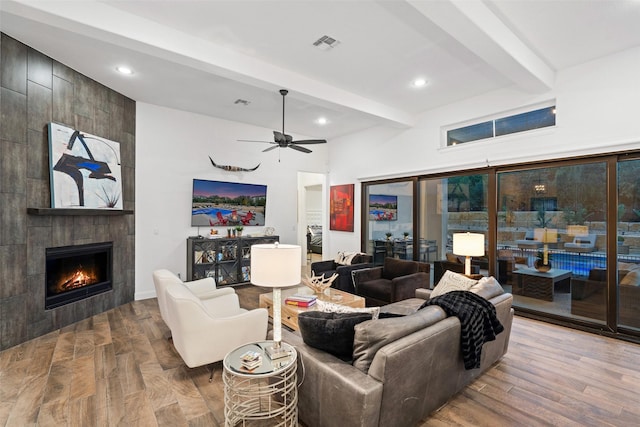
1, 285, 639, 426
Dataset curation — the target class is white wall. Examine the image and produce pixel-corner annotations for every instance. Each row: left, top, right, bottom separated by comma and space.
325, 47, 640, 255
297, 173, 325, 264
135, 103, 328, 299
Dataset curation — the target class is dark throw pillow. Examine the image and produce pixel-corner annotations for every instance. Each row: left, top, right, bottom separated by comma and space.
298, 311, 372, 360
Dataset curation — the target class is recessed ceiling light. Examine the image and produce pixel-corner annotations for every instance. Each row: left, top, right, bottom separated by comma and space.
316, 117, 328, 125
412, 78, 428, 88
116, 66, 133, 75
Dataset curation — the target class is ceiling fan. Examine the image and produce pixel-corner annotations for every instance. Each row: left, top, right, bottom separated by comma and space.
239, 89, 327, 154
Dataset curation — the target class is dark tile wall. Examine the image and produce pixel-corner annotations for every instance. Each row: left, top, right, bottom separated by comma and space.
0, 33, 136, 351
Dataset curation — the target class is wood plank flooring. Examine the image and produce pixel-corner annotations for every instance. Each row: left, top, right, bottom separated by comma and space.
1, 284, 639, 426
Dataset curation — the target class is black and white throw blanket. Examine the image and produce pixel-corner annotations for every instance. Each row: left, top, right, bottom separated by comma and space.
421, 291, 504, 370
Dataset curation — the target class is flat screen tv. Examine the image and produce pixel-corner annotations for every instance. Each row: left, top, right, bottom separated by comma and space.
369, 194, 397, 221
191, 179, 267, 227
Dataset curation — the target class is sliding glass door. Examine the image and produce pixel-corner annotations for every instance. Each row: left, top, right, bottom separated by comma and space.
497, 162, 608, 321
363, 180, 414, 266
361, 153, 640, 339
416, 174, 489, 287
617, 158, 640, 331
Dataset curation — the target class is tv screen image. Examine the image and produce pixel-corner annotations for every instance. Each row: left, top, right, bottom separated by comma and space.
369, 194, 397, 221
192, 179, 267, 227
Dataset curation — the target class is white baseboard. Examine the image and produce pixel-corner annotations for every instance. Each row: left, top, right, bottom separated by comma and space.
135, 290, 157, 301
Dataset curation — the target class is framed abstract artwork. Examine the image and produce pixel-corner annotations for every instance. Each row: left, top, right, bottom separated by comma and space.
330, 184, 354, 232
48, 123, 123, 210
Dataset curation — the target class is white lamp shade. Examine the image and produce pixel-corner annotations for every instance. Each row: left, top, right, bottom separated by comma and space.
452, 233, 485, 256
534, 228, 558, 243
251, 243, 301, 288
567, 225, 589, 237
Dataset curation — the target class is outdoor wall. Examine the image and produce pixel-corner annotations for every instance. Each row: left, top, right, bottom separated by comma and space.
0, 34, 136, 350
135, 103, 328, 299
326, 46, 640, 255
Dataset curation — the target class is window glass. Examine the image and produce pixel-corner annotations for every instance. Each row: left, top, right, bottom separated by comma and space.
364, 181, 414, 265
495, 106, 556, 137
617, 159, 640, 331
497, 163, 607, 322
419, 174, 488, 287
447, 122, 493, 145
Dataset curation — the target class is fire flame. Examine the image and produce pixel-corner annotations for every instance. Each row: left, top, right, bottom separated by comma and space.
54, 265, 99, 293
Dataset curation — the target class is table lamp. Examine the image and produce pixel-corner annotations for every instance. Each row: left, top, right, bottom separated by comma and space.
251, 242, 301, 359
452, 232, 485, 276
534, 227, 558, 266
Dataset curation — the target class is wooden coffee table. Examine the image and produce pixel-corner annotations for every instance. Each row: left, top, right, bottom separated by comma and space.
259, 286, 365, 331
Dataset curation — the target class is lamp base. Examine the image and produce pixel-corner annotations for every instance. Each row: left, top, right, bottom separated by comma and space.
265, 342, 292, 360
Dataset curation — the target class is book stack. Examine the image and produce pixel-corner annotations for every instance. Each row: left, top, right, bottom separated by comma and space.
285, 294, 317, 307
240, 350, 262, 371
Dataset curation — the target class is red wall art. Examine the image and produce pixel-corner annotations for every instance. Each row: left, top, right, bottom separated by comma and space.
330, 184, 354, 232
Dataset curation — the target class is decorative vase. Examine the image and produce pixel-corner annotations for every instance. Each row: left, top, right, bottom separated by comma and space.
534, 260, 551, 272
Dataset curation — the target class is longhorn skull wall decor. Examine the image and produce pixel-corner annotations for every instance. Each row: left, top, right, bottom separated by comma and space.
209, 156, 260, 172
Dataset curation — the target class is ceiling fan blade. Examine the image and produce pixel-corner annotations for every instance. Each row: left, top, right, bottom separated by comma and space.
292, 139, 327, 145
263, 145, 279, 152
289, 144, 312, 154
238, 139, 275, 144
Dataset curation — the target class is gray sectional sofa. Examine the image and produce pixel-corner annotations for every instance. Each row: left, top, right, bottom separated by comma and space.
282, 279, 513, 427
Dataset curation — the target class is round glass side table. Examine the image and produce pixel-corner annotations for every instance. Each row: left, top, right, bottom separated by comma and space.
223, 341, 298, 427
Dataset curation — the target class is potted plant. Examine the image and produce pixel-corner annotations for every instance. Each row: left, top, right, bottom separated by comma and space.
235, 225, 244, 236
385, 232, 393, 241
618, 235, 625, 245
403, 232, 410, 240
534, 250, 552, 272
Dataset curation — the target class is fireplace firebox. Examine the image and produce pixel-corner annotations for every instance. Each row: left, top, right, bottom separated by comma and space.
45, 242, 113, 309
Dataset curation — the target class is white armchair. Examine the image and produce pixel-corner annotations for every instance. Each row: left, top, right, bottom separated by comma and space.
152, 269, 235, 332
165, 283, 268, 372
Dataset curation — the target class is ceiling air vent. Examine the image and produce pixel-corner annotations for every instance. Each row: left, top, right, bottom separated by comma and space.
312, 35, 340, 51
234, 99, 251, 106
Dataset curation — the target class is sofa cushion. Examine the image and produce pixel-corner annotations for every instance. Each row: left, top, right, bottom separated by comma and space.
352, 306, 447, 373
469, 276, 505, 300
430, 270, 478, 298
382, 257, 418, 280
298, 311, 372, 360
357, 278, 393, 302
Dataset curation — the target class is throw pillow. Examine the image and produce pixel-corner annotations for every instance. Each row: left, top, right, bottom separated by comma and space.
351, 253, 369, 264
315, 300, 381, 319
298, 311, 372, 360
620, 270, 640, 287
335, 251, 359, 266
469, 276, 505, 300
430, 270, 478, 298
445, 253, 460, 263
